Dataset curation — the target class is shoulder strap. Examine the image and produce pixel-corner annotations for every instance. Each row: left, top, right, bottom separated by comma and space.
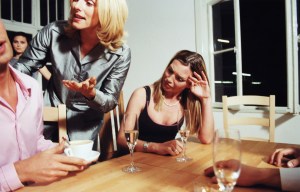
143, 86, 151, 102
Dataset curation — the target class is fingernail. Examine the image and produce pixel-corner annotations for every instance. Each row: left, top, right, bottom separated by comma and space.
288, 162, 294, 167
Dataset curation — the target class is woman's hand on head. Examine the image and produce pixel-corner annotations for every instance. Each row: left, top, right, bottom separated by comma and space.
188, 71, 211, 100
62, 77, 96, 100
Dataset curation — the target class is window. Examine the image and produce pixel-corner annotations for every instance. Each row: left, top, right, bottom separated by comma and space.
40, 0, 65, 26
1, 0, 68, 35
197, 0, 298, 112
0, 1, 31, 23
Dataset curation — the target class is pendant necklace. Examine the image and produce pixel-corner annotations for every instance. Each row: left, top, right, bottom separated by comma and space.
163, 96, 180, 107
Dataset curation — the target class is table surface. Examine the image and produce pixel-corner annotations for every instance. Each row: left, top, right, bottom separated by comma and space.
18, 138, 299, 192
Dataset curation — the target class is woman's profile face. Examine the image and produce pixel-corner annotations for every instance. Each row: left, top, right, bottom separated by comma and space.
162, 59, 192, 94
12, 35, 28, 55
70, 0, 99, 31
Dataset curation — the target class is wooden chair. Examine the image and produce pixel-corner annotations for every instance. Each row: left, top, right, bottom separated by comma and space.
98, 91, 125, 161
43, 104, 67, 143
222, 95, 275, 142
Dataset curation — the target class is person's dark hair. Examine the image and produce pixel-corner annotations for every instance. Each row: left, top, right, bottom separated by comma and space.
12, 32, 31, 43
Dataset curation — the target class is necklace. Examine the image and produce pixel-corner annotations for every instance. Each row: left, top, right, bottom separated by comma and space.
163, 96, 180, 107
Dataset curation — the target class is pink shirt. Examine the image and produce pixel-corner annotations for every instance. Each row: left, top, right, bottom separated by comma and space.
0, 66, 54, 191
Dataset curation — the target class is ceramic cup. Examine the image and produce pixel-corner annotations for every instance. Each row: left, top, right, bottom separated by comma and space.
64, 140, 94, 160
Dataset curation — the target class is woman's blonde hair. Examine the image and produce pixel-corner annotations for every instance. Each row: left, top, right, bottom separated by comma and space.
153, 50, 209, 134
66, 0, 128, 51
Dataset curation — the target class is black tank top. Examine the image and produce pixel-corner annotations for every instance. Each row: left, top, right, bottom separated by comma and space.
138, 86, 179, 143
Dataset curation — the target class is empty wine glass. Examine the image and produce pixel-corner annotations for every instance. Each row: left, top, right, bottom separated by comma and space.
213, 129, 241, 192
176, 109, 193, 162
122, 113, 141, 173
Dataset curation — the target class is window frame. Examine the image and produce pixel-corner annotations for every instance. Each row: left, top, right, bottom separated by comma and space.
195, 0, 299, 113
1, 0, 69, 36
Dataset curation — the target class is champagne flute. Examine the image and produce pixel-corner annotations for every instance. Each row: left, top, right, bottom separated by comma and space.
176, 109, 193, 162
122, 113, 141, 173
213, 129, 241, 192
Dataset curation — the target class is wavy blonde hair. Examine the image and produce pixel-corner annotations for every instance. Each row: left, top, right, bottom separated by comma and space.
66, 0, 128, 51
153, 50, 209, 134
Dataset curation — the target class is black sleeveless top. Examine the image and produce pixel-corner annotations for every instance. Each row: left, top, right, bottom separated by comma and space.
138, 86, 179, 143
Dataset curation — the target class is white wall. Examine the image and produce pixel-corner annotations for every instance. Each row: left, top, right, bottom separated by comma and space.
123, 0, 300, 145
123, 0, 196, 106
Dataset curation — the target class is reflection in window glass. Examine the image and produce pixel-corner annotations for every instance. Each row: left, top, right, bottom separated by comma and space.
1, 1, 11, 20
240, 0, 286, 106
211, 0, 287, 106
212, 1, 235, 52
214, 51, 237, 101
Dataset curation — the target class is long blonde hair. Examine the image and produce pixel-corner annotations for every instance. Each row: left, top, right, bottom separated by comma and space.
153, 50, 209, 134
66, 0, 128, 51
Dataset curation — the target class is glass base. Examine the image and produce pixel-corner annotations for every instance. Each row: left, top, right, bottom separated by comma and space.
176, 156, 193, 162
122, 165, 141, 173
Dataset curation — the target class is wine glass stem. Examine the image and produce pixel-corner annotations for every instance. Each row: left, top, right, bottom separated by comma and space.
182, 139, 187, 158
130, 147, 134, 167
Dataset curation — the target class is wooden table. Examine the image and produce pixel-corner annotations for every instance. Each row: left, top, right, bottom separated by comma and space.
18, 139, 299, 192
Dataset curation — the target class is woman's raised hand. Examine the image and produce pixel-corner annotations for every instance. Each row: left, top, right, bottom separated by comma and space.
63, 77, 97, 100
188, 71, 211, 100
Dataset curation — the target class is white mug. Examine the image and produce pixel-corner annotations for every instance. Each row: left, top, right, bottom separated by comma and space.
64, 140, 94, 160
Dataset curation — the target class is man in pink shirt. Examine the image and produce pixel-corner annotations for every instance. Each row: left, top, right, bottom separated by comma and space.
0, 20, 88, 191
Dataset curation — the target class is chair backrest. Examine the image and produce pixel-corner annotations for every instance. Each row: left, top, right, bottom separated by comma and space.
222, 95, 275, 142
43, 104, 67, 143
99, 91, 125, 161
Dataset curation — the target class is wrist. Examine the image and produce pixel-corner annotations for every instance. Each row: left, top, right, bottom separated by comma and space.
258, 168, 281, 188
84, 89, 96, 100
199, 96, 212, 103
14, 160, 29, 183
143, 141, 150, 152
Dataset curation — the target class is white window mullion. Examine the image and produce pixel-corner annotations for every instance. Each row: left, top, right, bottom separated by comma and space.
286, 0, 296, 113
208, 3, 216, 102
47, 0, 50, 24
11, 0, 13, 21
56, 0, 58, 20
21, 0, 24, 22
233, 0, 243, 96
64, 0, 70, 20
291, 0, 299, 113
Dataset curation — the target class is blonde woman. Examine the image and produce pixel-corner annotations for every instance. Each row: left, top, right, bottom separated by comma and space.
117, 50, 214, 156
15, 0, 131, 148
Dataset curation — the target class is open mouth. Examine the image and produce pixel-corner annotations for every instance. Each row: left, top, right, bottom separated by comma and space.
74, 14, 85, 20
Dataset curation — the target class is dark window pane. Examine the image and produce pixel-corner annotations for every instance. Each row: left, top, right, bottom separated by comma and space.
40, 0, 48, 26
23, 0, 32, 24
214, 51, 237, 102
240, 0, 287, 106
13, 0, 22, 22
49, 0, 56, 23
1, 1, 11, 20
212, 0, 235, 51
57, 0, 65, 20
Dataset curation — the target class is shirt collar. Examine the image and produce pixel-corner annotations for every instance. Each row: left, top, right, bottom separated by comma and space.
9, 65, 32, 98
